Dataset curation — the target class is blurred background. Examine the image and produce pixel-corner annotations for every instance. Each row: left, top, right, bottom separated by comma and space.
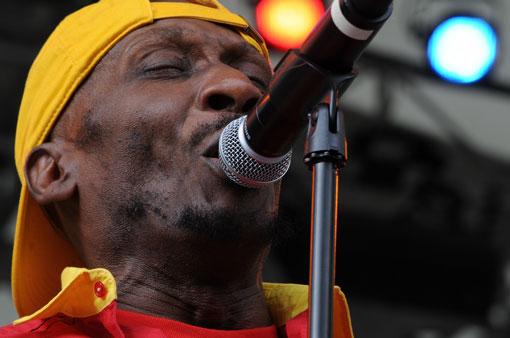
1, 0, 509, 337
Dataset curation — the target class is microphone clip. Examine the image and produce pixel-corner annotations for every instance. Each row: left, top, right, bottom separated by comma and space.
304, 64, 357, 170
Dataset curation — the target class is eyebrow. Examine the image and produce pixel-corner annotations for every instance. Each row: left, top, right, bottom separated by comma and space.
153, 25, 260, 61
154, 26, 186, 45
123, 26, 191, 58
220, 40, 253, 59
219, 38, 269, 71
153, 26, 197, 57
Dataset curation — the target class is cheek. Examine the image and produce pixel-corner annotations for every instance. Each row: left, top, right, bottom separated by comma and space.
97, 84, 195, 168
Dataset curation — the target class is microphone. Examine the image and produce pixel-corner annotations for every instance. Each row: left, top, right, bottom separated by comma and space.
219, 0, 393, 188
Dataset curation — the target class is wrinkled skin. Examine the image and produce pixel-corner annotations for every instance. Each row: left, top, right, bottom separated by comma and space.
25, 17, 280, 329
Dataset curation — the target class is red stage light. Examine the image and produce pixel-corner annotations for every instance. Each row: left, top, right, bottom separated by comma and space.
256, 0, 325, 50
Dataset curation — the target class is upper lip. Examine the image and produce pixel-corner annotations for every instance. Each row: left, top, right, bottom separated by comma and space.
199, 114, 241, 159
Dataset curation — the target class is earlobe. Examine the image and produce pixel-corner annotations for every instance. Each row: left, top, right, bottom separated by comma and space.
25, 143, 77, 205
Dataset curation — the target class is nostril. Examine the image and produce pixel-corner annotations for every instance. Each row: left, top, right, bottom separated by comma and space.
242, 98, 258, 113
208, 94, 235, 111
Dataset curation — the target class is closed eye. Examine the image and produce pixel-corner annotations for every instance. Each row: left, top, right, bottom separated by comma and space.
141, 63, 189, 80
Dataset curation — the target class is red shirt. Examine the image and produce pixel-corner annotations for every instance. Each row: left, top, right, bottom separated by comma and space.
0, 301, 309, 338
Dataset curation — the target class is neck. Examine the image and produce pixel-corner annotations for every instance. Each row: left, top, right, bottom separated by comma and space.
111, 238, 273, 330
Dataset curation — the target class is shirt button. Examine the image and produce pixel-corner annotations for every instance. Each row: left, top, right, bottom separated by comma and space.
94, 281, 107, 298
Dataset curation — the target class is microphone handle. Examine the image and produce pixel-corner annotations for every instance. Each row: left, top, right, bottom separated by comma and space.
300, 0, 392, 72
245, 0, 393, 159
350, 0, 393, 19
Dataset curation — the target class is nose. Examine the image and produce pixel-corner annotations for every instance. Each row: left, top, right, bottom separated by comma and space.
196, 65, 262, 114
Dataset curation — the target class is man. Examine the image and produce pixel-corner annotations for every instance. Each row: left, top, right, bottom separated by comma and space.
2, 0, 353, 336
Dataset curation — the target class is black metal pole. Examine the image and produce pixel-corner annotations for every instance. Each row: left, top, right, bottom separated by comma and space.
304, 102, 346, 338
309, 162, 338, 338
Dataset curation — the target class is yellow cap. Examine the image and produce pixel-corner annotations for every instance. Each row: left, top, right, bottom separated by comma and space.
13, 0, 268, 318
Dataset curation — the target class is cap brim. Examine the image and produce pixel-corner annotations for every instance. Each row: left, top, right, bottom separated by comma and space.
12, 184, 83, 317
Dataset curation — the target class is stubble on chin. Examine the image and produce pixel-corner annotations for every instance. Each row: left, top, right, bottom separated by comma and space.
173, 205, 279, 244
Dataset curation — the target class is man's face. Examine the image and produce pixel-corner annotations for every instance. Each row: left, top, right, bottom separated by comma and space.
63, 18, 278, 264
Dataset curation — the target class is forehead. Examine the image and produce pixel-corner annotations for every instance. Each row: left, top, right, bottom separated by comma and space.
107, 18, 266, 63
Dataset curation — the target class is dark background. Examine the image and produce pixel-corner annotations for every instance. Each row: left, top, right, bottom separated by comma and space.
1, 1, 510, 337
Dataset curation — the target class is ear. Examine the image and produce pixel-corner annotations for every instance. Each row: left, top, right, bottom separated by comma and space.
24, 142, 77, 205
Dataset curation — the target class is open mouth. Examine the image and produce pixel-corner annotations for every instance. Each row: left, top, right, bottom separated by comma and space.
200, 135, 226, 179
202, 137, 220, 159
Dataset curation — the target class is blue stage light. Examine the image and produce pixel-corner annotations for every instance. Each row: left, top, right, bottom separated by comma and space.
427, 16, 498, 84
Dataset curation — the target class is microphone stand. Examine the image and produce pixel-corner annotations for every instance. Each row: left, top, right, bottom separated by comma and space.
303, 59, 357, 338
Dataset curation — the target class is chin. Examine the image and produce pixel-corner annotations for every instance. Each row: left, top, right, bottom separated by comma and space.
196, 165, 279, 211
172, 204, 279, 244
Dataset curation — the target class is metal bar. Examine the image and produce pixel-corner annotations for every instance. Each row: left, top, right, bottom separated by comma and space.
309, 161, 338, 338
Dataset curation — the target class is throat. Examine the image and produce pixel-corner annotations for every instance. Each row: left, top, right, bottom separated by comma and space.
179, 286, 273, 329
116, 279, 273, 330
112, 242, 274, 330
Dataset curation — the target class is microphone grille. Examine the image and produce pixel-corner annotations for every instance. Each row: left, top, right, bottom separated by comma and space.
219, 116, 292, 188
